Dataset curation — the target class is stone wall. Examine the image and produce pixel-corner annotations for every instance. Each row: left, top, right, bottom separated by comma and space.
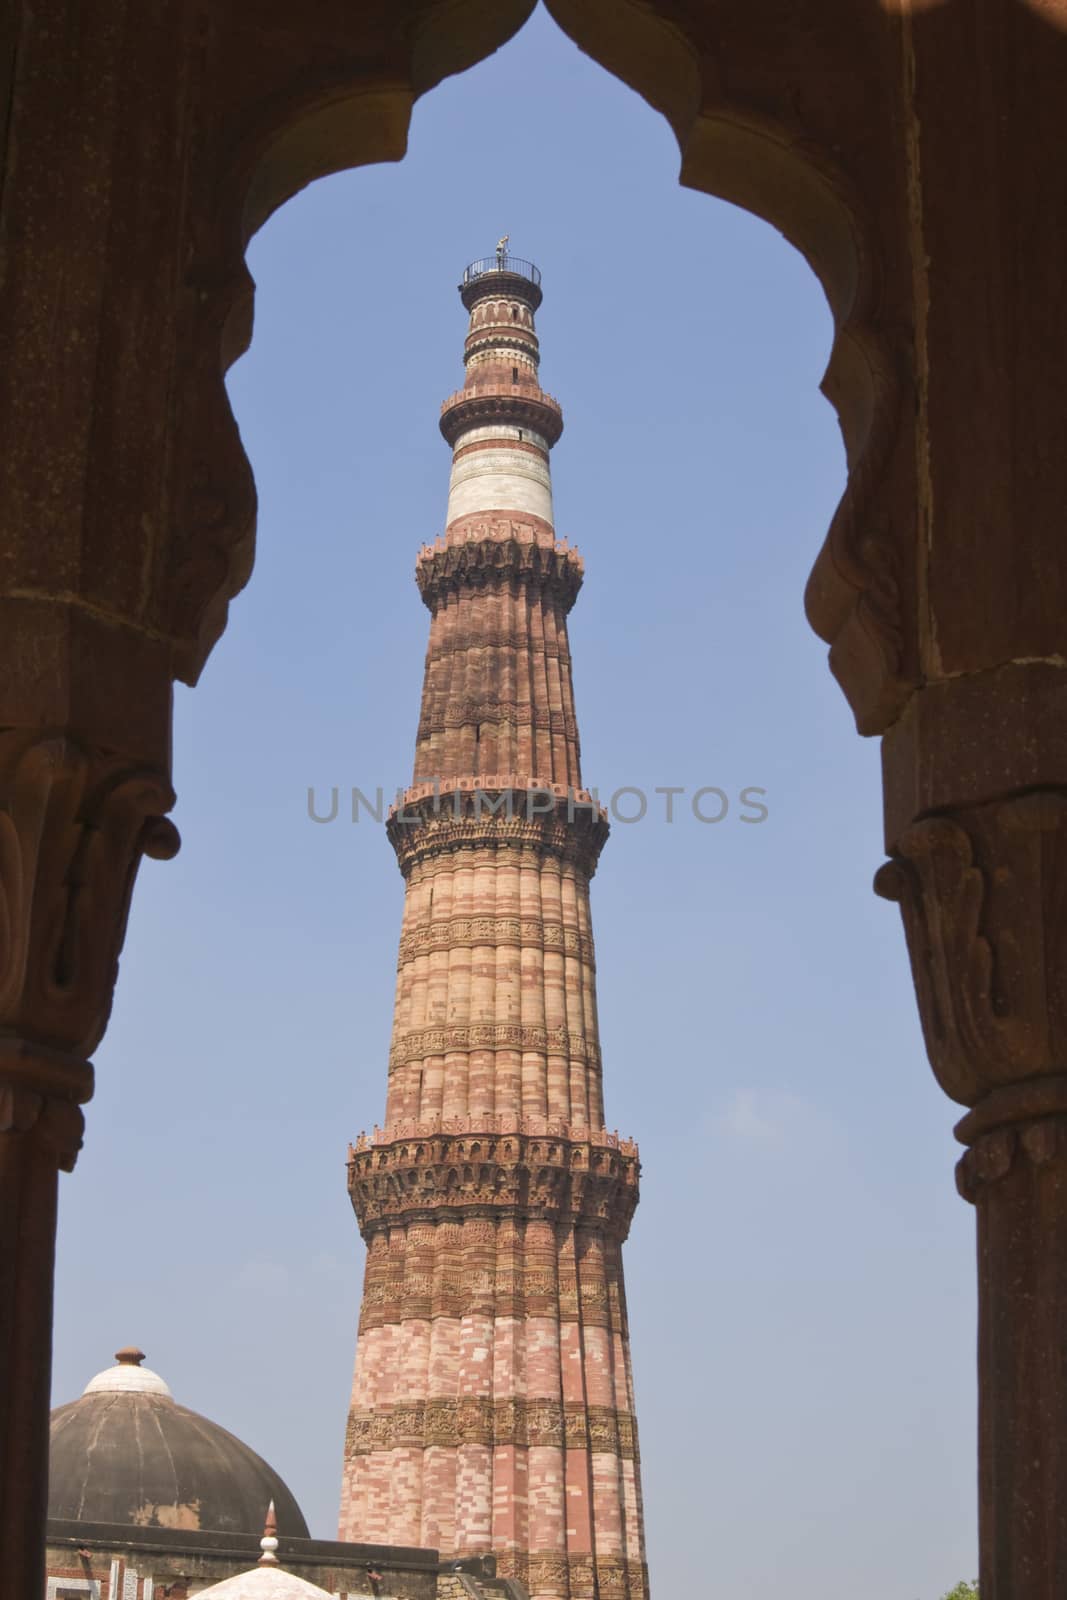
46, 1523, 440, 1599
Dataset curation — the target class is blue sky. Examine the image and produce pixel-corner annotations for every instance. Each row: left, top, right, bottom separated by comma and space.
52, 9, 977, 1597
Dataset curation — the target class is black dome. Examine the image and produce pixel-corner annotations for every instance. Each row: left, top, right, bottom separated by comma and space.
48, 1351, 309, 1536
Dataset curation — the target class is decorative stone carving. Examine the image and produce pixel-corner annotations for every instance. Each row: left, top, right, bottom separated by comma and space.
0, 734, 178, 1156
353, 1115, 635, 1154
593, 1560, 624, 1600
416, 536, 583, 614
953, 1115, 1067, 1203
803, 353, 909, 736
387, 1023, 601, 1070
525, 1555, 572, 1597
0, 735, 178, 1586
398, 916, 594, 966
348, 1126, 639, 1241
0, 1045, 88, 1174
439, 386, 563, 448
417, 700, 578, 739
427, 628, 570, 663
387, 785, 609, 878
503, 1551, 645, 1600
874, 790, 1067, 1114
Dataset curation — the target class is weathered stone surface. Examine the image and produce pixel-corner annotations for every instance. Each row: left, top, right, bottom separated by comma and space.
349, 1127, 639, 1239
46, 1522, 441, 1600
877, 788, 1067, 1593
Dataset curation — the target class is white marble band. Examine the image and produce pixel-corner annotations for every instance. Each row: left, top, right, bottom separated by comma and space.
446, 443, 554, 524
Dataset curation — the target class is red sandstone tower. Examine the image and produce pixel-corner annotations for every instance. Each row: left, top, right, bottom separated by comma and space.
339, 250, 647, 1600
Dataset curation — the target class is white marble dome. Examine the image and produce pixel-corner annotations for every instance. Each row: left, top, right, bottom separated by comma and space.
191, 1568, 333, 1599
190, 1513, 333, 1600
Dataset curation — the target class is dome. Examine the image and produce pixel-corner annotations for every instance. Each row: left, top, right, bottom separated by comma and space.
49, 1348, 309, 1536
192, 1571, 331, 1600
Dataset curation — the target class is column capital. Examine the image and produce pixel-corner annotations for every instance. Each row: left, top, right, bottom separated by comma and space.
0, 1039, 93, 1174
0, 731, 179, 1068
875, 789, 1067, 1118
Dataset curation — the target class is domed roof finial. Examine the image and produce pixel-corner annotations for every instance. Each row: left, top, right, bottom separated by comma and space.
163, 1497, 327, 1596
82, 1347, 172, 1398
259, 1500, 279, 1566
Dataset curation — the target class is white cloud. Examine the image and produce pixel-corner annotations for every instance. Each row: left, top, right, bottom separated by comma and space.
718, 1087, 818, 1145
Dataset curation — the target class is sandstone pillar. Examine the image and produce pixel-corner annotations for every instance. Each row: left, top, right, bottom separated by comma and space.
0, 5, 538, 1583
877, 788, 1067, 1597
866, 9, 1067, 1588
544, 3, 1067, 1589
0, 734, 178, 1594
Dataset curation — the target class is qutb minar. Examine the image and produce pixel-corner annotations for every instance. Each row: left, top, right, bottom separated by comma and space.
339, 247, 648, 1600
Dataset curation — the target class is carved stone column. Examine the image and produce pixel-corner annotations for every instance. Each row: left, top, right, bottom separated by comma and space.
0, 1, 536, 1584
542, 1, 1067, 1588
876, 792, 1067, 1594
0, 733, 178, 1595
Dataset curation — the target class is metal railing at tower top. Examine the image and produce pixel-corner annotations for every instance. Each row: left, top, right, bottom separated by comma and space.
462, 255, 541, 287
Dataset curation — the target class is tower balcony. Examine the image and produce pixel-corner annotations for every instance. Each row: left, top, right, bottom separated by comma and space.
463, 254, 540, 286
347, 1117, 640, 1242
439, 384, 563, 447
460, 254, 543, 311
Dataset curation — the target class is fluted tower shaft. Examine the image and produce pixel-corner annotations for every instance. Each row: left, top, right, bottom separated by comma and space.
340, 255, 648, 1600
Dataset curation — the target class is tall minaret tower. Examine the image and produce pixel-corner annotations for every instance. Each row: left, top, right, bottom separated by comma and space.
339, 250, 648, 1600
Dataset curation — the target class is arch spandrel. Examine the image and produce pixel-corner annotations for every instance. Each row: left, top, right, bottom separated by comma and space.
543, 0, 919, 735
156, 0, 536, 687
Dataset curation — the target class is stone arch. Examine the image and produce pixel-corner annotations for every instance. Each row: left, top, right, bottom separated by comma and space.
187, 0, 912, 743
12, 2, 1067, 1591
